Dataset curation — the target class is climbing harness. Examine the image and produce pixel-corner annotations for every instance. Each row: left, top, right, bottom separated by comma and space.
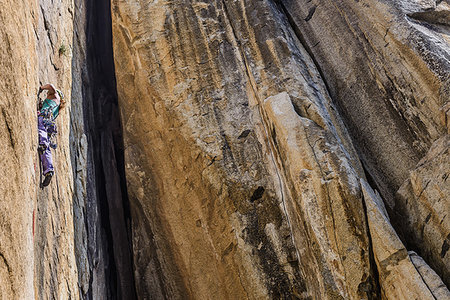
38, 97, 59, 149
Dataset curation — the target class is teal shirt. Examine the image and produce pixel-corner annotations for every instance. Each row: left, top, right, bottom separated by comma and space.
41, 98, 60, 119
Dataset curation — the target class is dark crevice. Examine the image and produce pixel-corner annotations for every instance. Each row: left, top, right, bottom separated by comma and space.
82, 0, 136, 298
238, 129, 251, 139
407, 10, 450, 27
1, 108, 16, 152
360, 166, 383, 299
250, 186, 265, 202
273, 0, 333, 106
441, 234, 450, 258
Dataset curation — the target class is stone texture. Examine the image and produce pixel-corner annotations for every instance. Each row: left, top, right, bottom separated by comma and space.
1, 0, 137, 298
264, 93, 373, 299
32, 1, 80, 298
1, 0, 82, 298
361, 179, 449, 300
397, 135, 450, 286
409, 251, 450, 300
280, 0, 449, 205
0, 0, 448, 298
0, 1, 38, 298
111, 0, 379, 298
279, 0, 450, 288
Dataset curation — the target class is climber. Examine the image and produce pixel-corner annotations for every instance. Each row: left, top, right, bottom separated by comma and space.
37, 83, 65, 187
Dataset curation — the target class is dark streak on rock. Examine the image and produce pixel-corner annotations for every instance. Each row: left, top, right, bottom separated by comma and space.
304, 6, 317, 22
379, 248, 408, 274
441, 234, 450, 258
221, 242, 235, 258
238, 129, 251, 139
1, 108, 15, 151
0, 252, 15, 296
0, 252, 12, 275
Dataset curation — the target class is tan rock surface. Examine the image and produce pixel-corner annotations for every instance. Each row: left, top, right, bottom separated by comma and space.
281, 0, 449, 203
264, 93, 371, 299
111, 0, 375, 298
280, 0, 450, 289
361, 179, 449, 300
0, 0, 79, 299
0, 1, 37, 298
0, 0, 448, 298
397, 135, 450, 286
409, 251, 450, 300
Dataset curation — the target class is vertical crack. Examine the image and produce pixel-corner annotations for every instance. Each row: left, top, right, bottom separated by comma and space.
1, 108, 16, 153
273, 0, 333, 101
220, 0, 303, 281
82, 0, 137, 298
0, 252, 16, 297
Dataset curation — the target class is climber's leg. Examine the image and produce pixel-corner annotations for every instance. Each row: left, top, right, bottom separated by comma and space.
40, 146, 54, 176
37, 116, 49, 149
37, 116, 54, 176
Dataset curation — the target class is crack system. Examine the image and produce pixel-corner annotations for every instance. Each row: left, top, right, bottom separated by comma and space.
81, 0, 136, 298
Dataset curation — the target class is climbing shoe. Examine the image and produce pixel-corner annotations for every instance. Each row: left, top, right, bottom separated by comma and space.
42, 172, 53, 187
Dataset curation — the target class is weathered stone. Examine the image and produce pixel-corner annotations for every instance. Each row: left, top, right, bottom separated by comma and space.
409, 251, 450, 300
361, 179, 449, 300
0, 1, 37, 298
279, 0, 450, 288
280, 0, 449, 206
0, 0, 448, 298
264, 93, 372, 299
397, 135, 450, 286
0, 0, 81, 298
111, 0, 376, 298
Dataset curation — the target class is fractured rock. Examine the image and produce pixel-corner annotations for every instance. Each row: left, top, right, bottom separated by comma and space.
361, 179, 449, 300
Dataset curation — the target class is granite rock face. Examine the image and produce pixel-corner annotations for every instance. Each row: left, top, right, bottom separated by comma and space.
279, 1, 450, 277
111, 0, 376, 298
361, 179, 448, 300
0, 1, 38, 298
280, 0, 449, 200
0, 0, 132, 299
0, 0, 448, 299
0, 0, 79, 299
111, 0, 448, 298
397, 135, 450, 287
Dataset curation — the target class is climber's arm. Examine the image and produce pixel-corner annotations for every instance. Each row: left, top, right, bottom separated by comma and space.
39, 84, 56, 94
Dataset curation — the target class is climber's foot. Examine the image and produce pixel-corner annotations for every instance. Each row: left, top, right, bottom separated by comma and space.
42, 172, 53, 187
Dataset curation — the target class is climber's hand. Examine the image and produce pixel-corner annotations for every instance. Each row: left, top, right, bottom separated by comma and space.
38, 87, 43, 95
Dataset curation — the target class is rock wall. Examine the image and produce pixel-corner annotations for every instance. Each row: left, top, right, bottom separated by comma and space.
111, 0, 449, 298
0, 0, 38, 298
33, 1, 80, 299
0, 0, 79, 298
278, 0, 450, 288
0, 0, 448, 299
1, 0, 132, 299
